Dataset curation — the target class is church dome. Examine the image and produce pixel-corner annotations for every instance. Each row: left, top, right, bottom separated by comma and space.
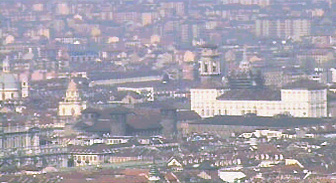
67, 79, 78, 91
0, 73, 19, 90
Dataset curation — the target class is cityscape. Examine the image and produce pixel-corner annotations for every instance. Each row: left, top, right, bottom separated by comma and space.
0, 0, 336, 182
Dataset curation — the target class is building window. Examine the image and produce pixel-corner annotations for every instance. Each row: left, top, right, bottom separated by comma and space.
71, 108, 75, 115
212, 65, 216, 72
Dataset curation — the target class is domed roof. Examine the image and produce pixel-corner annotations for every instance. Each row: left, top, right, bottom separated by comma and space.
67, 79, 78, 91
0, 73, 19, 90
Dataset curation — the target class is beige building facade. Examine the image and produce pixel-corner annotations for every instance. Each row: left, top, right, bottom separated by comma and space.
255, 18, 311, 41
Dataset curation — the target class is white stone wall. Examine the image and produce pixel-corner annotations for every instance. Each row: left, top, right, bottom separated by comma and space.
191, 88, 225, 118
0, 89, 20, 100
330, 68, 336, 83
216, 100, 283, 117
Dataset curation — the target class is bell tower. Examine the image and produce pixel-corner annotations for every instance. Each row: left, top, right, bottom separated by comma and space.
21, 77, 29, 98
198, 44, 222, 82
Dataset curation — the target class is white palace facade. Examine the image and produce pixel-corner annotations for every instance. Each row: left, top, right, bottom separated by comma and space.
191, 80, 328, 118
191, 45, 327, 119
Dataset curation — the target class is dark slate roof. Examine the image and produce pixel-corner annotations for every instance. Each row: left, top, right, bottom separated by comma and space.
282, 79, 326, 90
135, 100, 183, 109
193, 80, 227, 89
127, 109, 162, 130
200, 44, 218, 49
88, 70, 162, 81
177, 110, 201, 121
116, 79, 196, 90
82, 121, 113, 133
329, 83, 336, 89
82, 107, 131, 116
217, 89, 281, 101
191, 115, 328, 128
80, 107, 162, 131
327, 91, 336, 102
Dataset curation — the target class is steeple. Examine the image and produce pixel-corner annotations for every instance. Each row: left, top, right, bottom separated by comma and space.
2, 56, 10, 73
238, 47, 251, 72
227, 47, 264, 89
21, 76, 29, 98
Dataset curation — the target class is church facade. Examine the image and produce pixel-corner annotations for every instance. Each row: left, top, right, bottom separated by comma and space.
58, 80, 87, 117
0, 56, 29, 101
